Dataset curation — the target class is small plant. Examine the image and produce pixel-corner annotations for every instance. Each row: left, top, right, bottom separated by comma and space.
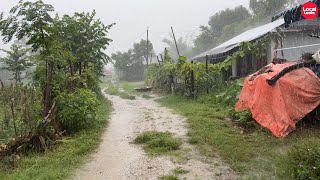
283, 137, 320, 179
119, 93, 136, 100
105, 84, 120, 95
173, 167, 189, 174
133, 131, 182, 156
159, 175, 178, 180
142, 94, 153, 99
229, 109, 258, 129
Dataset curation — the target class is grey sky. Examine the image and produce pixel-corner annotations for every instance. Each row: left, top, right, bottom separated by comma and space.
0, 0, 249, 54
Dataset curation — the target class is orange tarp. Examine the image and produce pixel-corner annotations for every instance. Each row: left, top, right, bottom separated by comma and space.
236, 63, 320, 137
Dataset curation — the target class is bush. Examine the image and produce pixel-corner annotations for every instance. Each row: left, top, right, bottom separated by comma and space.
214, 78, 244, 105
229, 109, 257, 129
284, 138, 320, 180
56, 89, 98, 133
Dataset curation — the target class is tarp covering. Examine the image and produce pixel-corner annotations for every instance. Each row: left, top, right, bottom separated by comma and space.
236, 62, 320, 137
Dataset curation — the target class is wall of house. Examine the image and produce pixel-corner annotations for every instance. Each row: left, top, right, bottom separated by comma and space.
275, 31, 320, 60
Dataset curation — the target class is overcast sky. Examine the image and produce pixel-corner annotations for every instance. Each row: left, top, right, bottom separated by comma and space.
0, 0, 249, 55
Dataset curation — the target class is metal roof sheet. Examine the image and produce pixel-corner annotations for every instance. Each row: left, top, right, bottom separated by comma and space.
193, 18, 285, 60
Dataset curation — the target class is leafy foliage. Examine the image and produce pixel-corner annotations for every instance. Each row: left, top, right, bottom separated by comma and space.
283, 137, 320, 180
0, 44, 33, 82
0, 1, 114, 168
145, 41, 264, 96
112, 39, 154, 81
163, 36, 195, 60
193, 0, 302, 54
56, 89, 98, 133
193, 5, 251, 53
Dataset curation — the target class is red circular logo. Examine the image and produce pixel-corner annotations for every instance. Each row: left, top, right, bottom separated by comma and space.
301, 2, 318, 19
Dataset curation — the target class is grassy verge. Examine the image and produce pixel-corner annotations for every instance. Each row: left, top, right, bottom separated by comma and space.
158, 95, 320, 179
0, 97, 112, 180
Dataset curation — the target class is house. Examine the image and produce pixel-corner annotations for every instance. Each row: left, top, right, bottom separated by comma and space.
193, 3, 320, 78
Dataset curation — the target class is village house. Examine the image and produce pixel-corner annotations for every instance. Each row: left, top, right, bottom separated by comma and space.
193, 3, 320, 78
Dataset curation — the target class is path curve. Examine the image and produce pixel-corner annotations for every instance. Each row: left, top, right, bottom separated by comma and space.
74, 91, 238, 180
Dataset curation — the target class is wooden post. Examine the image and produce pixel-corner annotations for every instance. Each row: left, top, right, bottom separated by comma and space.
191, 61, 195, 98
206, 55, 209, 94
146, 27, 149, 66
171, 26, 181, 57
156, 56, 161, 65
160, 54, 164, 62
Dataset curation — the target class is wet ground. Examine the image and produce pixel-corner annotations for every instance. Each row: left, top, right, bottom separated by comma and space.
74, 91, 237, 180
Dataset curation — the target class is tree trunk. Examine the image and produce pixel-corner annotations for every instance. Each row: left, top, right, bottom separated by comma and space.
68, 61, 75, 91
79, 62, 82, 75
11, 83, 17, 137
43, 61, 53, 117
70, 61, 75, 77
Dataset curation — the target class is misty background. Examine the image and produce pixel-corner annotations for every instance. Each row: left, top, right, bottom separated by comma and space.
0, 0, 309, 81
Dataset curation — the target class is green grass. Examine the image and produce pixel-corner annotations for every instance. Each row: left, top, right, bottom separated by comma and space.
104, 81, 137, 100
0, 97, 112, 180
173, 167, 189, 175
158, 95, 320, 179
119, 93, 136, 100
104, 83, 120, 95
142, 94, 153, 99
118, 81, 144, 94
133, 131, 182, 156
159, 175, 178, 180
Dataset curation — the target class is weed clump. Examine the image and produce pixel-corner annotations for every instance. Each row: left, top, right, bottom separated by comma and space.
119, 93, 135, 100
282, 137, 320, 179
174, 167, 189, 174
142, 94, 153, 99
159, 175, 178, 180
133, 131, 182, 156
229, 109, 258, 130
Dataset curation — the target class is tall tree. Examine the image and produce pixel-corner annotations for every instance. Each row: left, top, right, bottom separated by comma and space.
163, 36, 194, 60
0, 0, 58, 116
0, 44, 33, 82
111, 39, 154, 81
193, 6, 251, 54
132, 39, 154, 65
0, 0, 114, 116
249, 0, 289, 18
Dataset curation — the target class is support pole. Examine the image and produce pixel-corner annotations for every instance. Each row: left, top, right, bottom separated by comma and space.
206, 55, 209, 94
171, 26, 180, 57
191, 61, 195, 98
156, 56, 161, 65
146, 27, 149, 66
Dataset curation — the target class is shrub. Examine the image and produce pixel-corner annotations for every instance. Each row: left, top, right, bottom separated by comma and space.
56, 89, 98, 133
229, 109, 258, 129
284, 138, 320, 180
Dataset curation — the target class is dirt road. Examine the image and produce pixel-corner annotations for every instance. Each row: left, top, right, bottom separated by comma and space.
74, 92, 237, 180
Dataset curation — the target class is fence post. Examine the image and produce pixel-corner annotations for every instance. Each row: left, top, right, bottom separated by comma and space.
191, 61, 195, 98
206, 55, 209, 94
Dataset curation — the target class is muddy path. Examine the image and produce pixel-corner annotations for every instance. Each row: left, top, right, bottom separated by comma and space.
74, 92, 238, 180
